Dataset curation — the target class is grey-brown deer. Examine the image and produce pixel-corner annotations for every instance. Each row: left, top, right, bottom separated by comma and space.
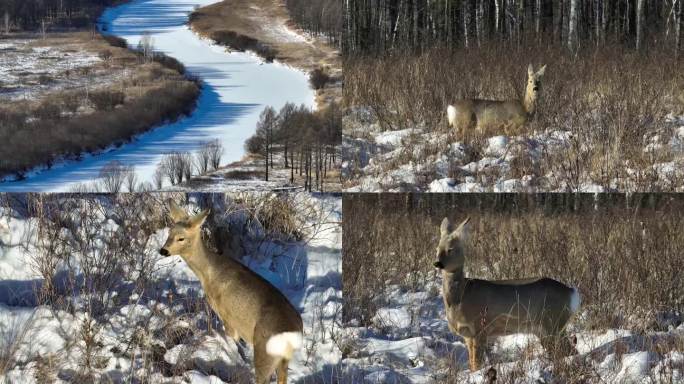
447, 64, 547, 136
434, 217, 580, 371
159, 200, 303, 384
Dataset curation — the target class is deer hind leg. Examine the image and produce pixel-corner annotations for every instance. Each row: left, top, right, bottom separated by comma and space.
253, 338, 279, 384
276, 359, 289, 384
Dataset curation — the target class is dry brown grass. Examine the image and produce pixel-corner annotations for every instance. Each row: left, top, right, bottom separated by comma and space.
344, 43, 684, 190
0, 32, 200, 179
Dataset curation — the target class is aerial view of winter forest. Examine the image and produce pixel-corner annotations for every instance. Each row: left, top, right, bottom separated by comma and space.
342, 0, 684, 192
0, 0, 342, 192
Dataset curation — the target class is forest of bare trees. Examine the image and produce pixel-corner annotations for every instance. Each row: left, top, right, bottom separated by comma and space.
284, 0, 343, 45
245, 103, 342, 192
345, 0, 683, 55
0, 0, 121, 31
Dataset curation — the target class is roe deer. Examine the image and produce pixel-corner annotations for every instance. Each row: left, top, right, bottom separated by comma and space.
159, 200, 303, 384
447, 64, 547, 136
434, 217, 580, 371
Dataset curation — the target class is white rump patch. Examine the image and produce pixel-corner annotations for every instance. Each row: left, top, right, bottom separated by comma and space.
569, 288, 581, 314
447, 105, 458, 127
266, 331, 303, 360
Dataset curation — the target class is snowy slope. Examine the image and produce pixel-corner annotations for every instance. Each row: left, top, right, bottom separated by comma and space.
0, 193, 341, 383
0, 0, 315, 192
341, 277, 684, 383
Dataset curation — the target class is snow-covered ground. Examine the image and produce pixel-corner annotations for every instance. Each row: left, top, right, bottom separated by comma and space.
0, 0, 315, 192
0, 39, 106, 101
0, 193, 341, 382
343, 108, 684, 192
341, 277, 684, 383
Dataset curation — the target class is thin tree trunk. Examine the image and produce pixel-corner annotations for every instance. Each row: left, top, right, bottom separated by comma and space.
536, 0, 542, 41
636, 0, 645, 50
677, 0, 682, 55
495, 0, 501, 36
569, 0, 579, 51
463, 0, 470, 48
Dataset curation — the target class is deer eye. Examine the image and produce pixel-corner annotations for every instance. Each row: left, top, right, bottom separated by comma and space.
178, 237, 185, 242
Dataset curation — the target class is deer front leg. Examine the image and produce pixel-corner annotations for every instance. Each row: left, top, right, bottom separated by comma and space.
470, 334, 488, 371
464, 337, 475, 371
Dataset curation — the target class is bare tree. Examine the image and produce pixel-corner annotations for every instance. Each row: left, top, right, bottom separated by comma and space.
124, 165, 137, 192
207, 139, 223, 171
98, 161, 127, 193
153, 165, 165, 189
138, 32, 154, 62
195, 143, 212, 175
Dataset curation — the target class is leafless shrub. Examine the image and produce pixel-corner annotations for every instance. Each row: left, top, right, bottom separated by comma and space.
89, 90, 125, 111
310, 67, 330, 90
194, 142, 212, 175
161, 152, 193, 185
0, 311, 36, 376
207, 139, 223, 171
137, 33, 155, 63
98, 160, 128, 193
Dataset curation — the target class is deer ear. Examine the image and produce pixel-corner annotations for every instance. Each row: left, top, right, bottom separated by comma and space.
189, 208, 210, 229
452, 217, 471, 239
528, 64, 534, 77
167, 199, 189, 223
536, 65, 547, 77
440, 217, 452, 236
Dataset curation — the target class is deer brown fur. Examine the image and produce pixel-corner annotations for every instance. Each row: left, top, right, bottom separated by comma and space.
159, 200, 303, 384
434, 217, 580, 371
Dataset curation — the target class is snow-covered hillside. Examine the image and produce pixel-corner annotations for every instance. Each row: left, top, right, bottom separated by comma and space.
1, 0, 315, 192
0, 193, 341, 383
343, 107, 684, 193
341, 276, 684, 383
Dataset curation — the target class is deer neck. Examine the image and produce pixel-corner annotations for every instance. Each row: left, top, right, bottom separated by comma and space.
181, 237, 222, 283
442, 266, 466, 307
523, 85, 537, 116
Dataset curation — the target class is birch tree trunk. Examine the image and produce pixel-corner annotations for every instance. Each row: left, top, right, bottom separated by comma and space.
569, 0, 578, 51
677, 0, 682, 55
536, 0, 542, 41
636, 0, 645, 50
463, 0, 470, 48
495, 0, 501, 35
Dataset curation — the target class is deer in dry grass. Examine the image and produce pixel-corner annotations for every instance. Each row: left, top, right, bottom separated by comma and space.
447, 64, 547, 137
159, 200, 303, 384
434, 217, 580, 371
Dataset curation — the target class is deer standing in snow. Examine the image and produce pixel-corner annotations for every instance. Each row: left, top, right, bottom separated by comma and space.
447, 64, 547, 137
159, 200, 303, 384
434, 217, 580, 371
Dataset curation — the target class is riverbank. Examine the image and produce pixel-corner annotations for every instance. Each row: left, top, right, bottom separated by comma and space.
0, 0, 315, 192
188, 0, 341, 109
0, 31, 200, 182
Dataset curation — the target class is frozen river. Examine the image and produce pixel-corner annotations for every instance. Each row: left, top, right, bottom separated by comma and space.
0, 0, 315, 192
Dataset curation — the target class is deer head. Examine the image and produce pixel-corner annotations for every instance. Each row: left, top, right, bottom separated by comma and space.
159, 199, 210, 258
524, 64, 547, 115
434, 217, 470, 272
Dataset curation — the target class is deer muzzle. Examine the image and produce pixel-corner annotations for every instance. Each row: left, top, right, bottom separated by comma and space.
159, 248, 170, 256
